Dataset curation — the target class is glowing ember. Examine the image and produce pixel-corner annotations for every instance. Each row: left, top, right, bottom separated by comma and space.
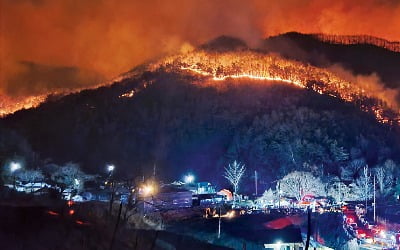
119, 90, 136, 98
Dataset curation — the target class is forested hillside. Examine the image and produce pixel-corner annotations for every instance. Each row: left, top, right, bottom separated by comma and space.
2, 33, 400, 196
2, 69, 399, 192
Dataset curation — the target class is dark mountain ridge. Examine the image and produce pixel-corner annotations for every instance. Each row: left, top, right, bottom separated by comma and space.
263, 32, 400, 89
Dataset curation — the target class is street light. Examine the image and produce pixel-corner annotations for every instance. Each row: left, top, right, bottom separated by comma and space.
184, 174, 195, 184
106, 164, 116, 214
275, 240, 282, 250
107, 164, 115, 172
9, 161, 22, 189
142, 184, 154, 196
10, 161, 21, 173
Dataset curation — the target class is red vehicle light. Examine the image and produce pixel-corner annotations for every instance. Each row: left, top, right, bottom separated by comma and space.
47, 210, 59, 216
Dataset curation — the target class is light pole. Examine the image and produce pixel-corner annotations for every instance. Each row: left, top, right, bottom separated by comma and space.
107, 164, 115, 175
278, 181, 282, 209
10, 161, 22, 189
373, 175, 376, 222
363, 165, 369, 214
255, 170, 258, 196
184, 174, 195, 184
218, 206, 221, 239
107, 164, 115, 215
141, 183, 157, 213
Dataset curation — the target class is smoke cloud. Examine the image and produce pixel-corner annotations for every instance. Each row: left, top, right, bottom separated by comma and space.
1, 0, 400, 100
328, 64, 400, 110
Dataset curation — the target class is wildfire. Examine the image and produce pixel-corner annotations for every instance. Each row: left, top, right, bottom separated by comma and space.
313, 34, 400, 53
0, 72, 138, 117
0, 94, 47, 117
118, 90, 135, 98
1, 44, 399, 125
148, 50, 400, 124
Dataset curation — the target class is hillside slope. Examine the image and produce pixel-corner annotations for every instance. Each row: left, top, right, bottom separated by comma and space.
2, 69, 399, 190
1, 34, 400, 190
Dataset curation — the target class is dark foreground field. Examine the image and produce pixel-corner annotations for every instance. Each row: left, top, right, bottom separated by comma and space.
0, 205, 231, 250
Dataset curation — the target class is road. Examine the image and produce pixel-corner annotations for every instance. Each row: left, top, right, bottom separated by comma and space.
359, 243, 385, 249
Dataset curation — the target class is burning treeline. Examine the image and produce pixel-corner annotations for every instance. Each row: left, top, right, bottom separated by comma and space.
141, 49, 399, 125
0, 95, 47, 117
313, 34, 400, 53
2, 43, 400, 127
2, 45, 400, 126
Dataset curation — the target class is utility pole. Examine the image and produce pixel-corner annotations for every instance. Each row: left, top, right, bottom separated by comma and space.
373, 175, 376, 222
305, 207, 311, 250
218, 206, 221, 239
254, 170, 258, 196
278, 181, 281, 209
364, 165, 368, 213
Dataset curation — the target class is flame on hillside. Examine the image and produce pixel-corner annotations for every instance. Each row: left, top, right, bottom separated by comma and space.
1, 47, 399, 125
0, 74, 134, 117
0, 94, 47, 117
145, 50, 399, 124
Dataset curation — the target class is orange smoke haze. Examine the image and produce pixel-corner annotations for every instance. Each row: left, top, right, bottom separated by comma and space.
1, 0, 400, 99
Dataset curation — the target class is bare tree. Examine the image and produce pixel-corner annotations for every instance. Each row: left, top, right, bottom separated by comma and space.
374, 166, 393, 196
327, 179, 351, 203
341, 158, 366, 181
279, 171, 325, 201
224, 160, 246, 206
51, 163, 93, 193
384, 159, 396, 172
258, 188, 276, 207
349, 165, 372, 203
375, 167, 385, 194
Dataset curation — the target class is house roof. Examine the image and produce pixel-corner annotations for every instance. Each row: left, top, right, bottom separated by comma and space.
230, 227, 303, 244
160, 185, 191, 193
220, 214, 304, 244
